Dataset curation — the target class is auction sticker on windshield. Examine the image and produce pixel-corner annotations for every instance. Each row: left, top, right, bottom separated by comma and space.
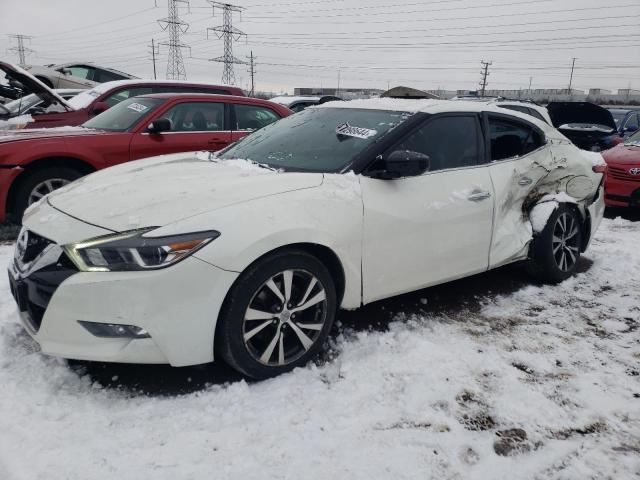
336, 122, 378, 139
127, 102, 149, 113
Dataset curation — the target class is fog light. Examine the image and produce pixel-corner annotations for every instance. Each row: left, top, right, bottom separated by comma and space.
78, 321, 150, 339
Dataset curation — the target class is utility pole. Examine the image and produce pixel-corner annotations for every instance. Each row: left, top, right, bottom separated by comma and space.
148, 38, 159, 80
479, 60, 492, 97
568, 57, 577, 93
337, 69, 341, 96
8, 34, 34, 65
246, 50, 256, 97
158, 0, 190, 80
208, 2, 246, 85
528, 76, 533, 93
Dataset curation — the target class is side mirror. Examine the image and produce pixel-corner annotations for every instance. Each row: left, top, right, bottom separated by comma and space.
147, 118, 172, 134
91, 102, 109, 116
368, 150, 430, 180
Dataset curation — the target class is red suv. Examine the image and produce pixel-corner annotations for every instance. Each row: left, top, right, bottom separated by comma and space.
1, 61, 245, 129
0, 93, 291, 222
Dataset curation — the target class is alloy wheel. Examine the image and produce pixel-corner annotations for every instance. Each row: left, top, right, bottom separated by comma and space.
242, 269, 328, 366
552, 212, 580, 272
28, 178, 71, 205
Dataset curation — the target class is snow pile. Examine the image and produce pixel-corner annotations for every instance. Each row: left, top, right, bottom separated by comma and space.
0, 114, 33, 130
0, 217, 639, 479
529, 193, 577, 233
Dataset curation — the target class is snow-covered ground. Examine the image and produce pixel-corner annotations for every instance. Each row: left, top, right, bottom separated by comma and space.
0, 217, 638, 480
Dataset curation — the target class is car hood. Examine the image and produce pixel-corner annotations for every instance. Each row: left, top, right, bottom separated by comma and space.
547, 101, 617, 131
603, 142, 640, 165
45, 152, 324, 232
0, 61, 74, 114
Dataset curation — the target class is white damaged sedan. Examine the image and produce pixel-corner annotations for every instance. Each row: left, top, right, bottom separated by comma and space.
8, 99, 605, 379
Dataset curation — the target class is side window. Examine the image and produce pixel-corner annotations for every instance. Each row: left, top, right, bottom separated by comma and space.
290, 102, 314, 113
499, 104, 530, 115
94, 69, 126, 83
103, 87, 153, 107
392, 116, 479, 171
161, 102, 225, 132
234, 104, 280, 130
63, 65, 94, 80
625, 113, 639, 131
488, 117, 545, 161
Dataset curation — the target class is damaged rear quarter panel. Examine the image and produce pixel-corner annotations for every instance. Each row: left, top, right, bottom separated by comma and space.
487, 137, 598, 268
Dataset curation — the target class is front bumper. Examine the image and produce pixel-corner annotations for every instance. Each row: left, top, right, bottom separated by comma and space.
10, 205, 239, 366
604, 167, 640, 208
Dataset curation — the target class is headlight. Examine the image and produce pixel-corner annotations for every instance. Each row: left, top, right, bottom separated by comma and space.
64, 228, 220, 272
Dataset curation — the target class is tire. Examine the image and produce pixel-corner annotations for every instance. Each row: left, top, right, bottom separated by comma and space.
216, 249, 337, 379
526, 203, 583, 283
12, 166, 84, 222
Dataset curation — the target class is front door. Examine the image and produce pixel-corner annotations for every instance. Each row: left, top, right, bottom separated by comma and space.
361, 114, 494, 303
129, 100, 232, 160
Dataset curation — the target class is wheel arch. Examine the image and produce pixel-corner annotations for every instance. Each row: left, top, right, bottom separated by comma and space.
6, 157, 96, 219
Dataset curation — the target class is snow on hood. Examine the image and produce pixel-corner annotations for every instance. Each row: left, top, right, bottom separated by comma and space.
0, 61, 74, 112
46, 151, 324, 232
547, 102, 616, 132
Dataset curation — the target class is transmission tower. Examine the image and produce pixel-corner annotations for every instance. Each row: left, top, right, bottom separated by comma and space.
246, 51, 256, 96
207, 2, 246, 85
158, 0, 190, 80
8, 34, 35, 65
479, 60, 492, 97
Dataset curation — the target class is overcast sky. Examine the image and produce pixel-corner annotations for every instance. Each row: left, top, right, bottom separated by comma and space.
1, 0, 639, 94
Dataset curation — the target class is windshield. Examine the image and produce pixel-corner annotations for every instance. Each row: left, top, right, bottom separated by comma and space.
218, 107, 412, 172
82, 97, 164, 132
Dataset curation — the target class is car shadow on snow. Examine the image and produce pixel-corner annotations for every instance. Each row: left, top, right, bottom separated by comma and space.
68, 258, 593, 396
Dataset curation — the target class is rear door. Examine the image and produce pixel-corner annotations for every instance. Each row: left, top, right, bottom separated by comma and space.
360, 113, 494, 303
129, 99, 232, 159
483, 113, 552, 267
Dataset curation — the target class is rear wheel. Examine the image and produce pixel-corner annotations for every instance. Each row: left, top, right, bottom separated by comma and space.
526, 203, 583, 283
12, 167, 84, 222
216, 250, 337, 379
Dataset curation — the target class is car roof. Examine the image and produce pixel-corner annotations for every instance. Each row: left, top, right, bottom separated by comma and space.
89, 79, 242, 93
315, 98, 558, 133
135, 92, 280, 104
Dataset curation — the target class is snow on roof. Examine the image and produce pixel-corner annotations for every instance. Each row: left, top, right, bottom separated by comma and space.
269, 96, 321, 107
67, 79, 238, 110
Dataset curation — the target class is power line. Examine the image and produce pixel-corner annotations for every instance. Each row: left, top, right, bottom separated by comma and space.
8, 34, 34, 65
207, 2, 246, 85
479, 60, 492, 96
158, 0, 190, 80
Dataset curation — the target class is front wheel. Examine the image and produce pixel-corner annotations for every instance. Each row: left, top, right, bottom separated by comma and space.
12, 166, 84, 222
526, 203, 583, 283
216, 250, 337, 379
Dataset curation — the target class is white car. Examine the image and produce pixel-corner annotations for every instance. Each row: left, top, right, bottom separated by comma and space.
23, 62, 137, 89
9, 99, 605, 379
0, 88, 83, 118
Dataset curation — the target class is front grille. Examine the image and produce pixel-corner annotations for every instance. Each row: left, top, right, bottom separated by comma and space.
608, 166, 640, 182
10, 243, 78, 332
18, 230, 54, 264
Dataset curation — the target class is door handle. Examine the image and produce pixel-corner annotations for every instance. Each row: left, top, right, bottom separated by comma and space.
467, 191, 492, 202
518, 177, 533, 186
